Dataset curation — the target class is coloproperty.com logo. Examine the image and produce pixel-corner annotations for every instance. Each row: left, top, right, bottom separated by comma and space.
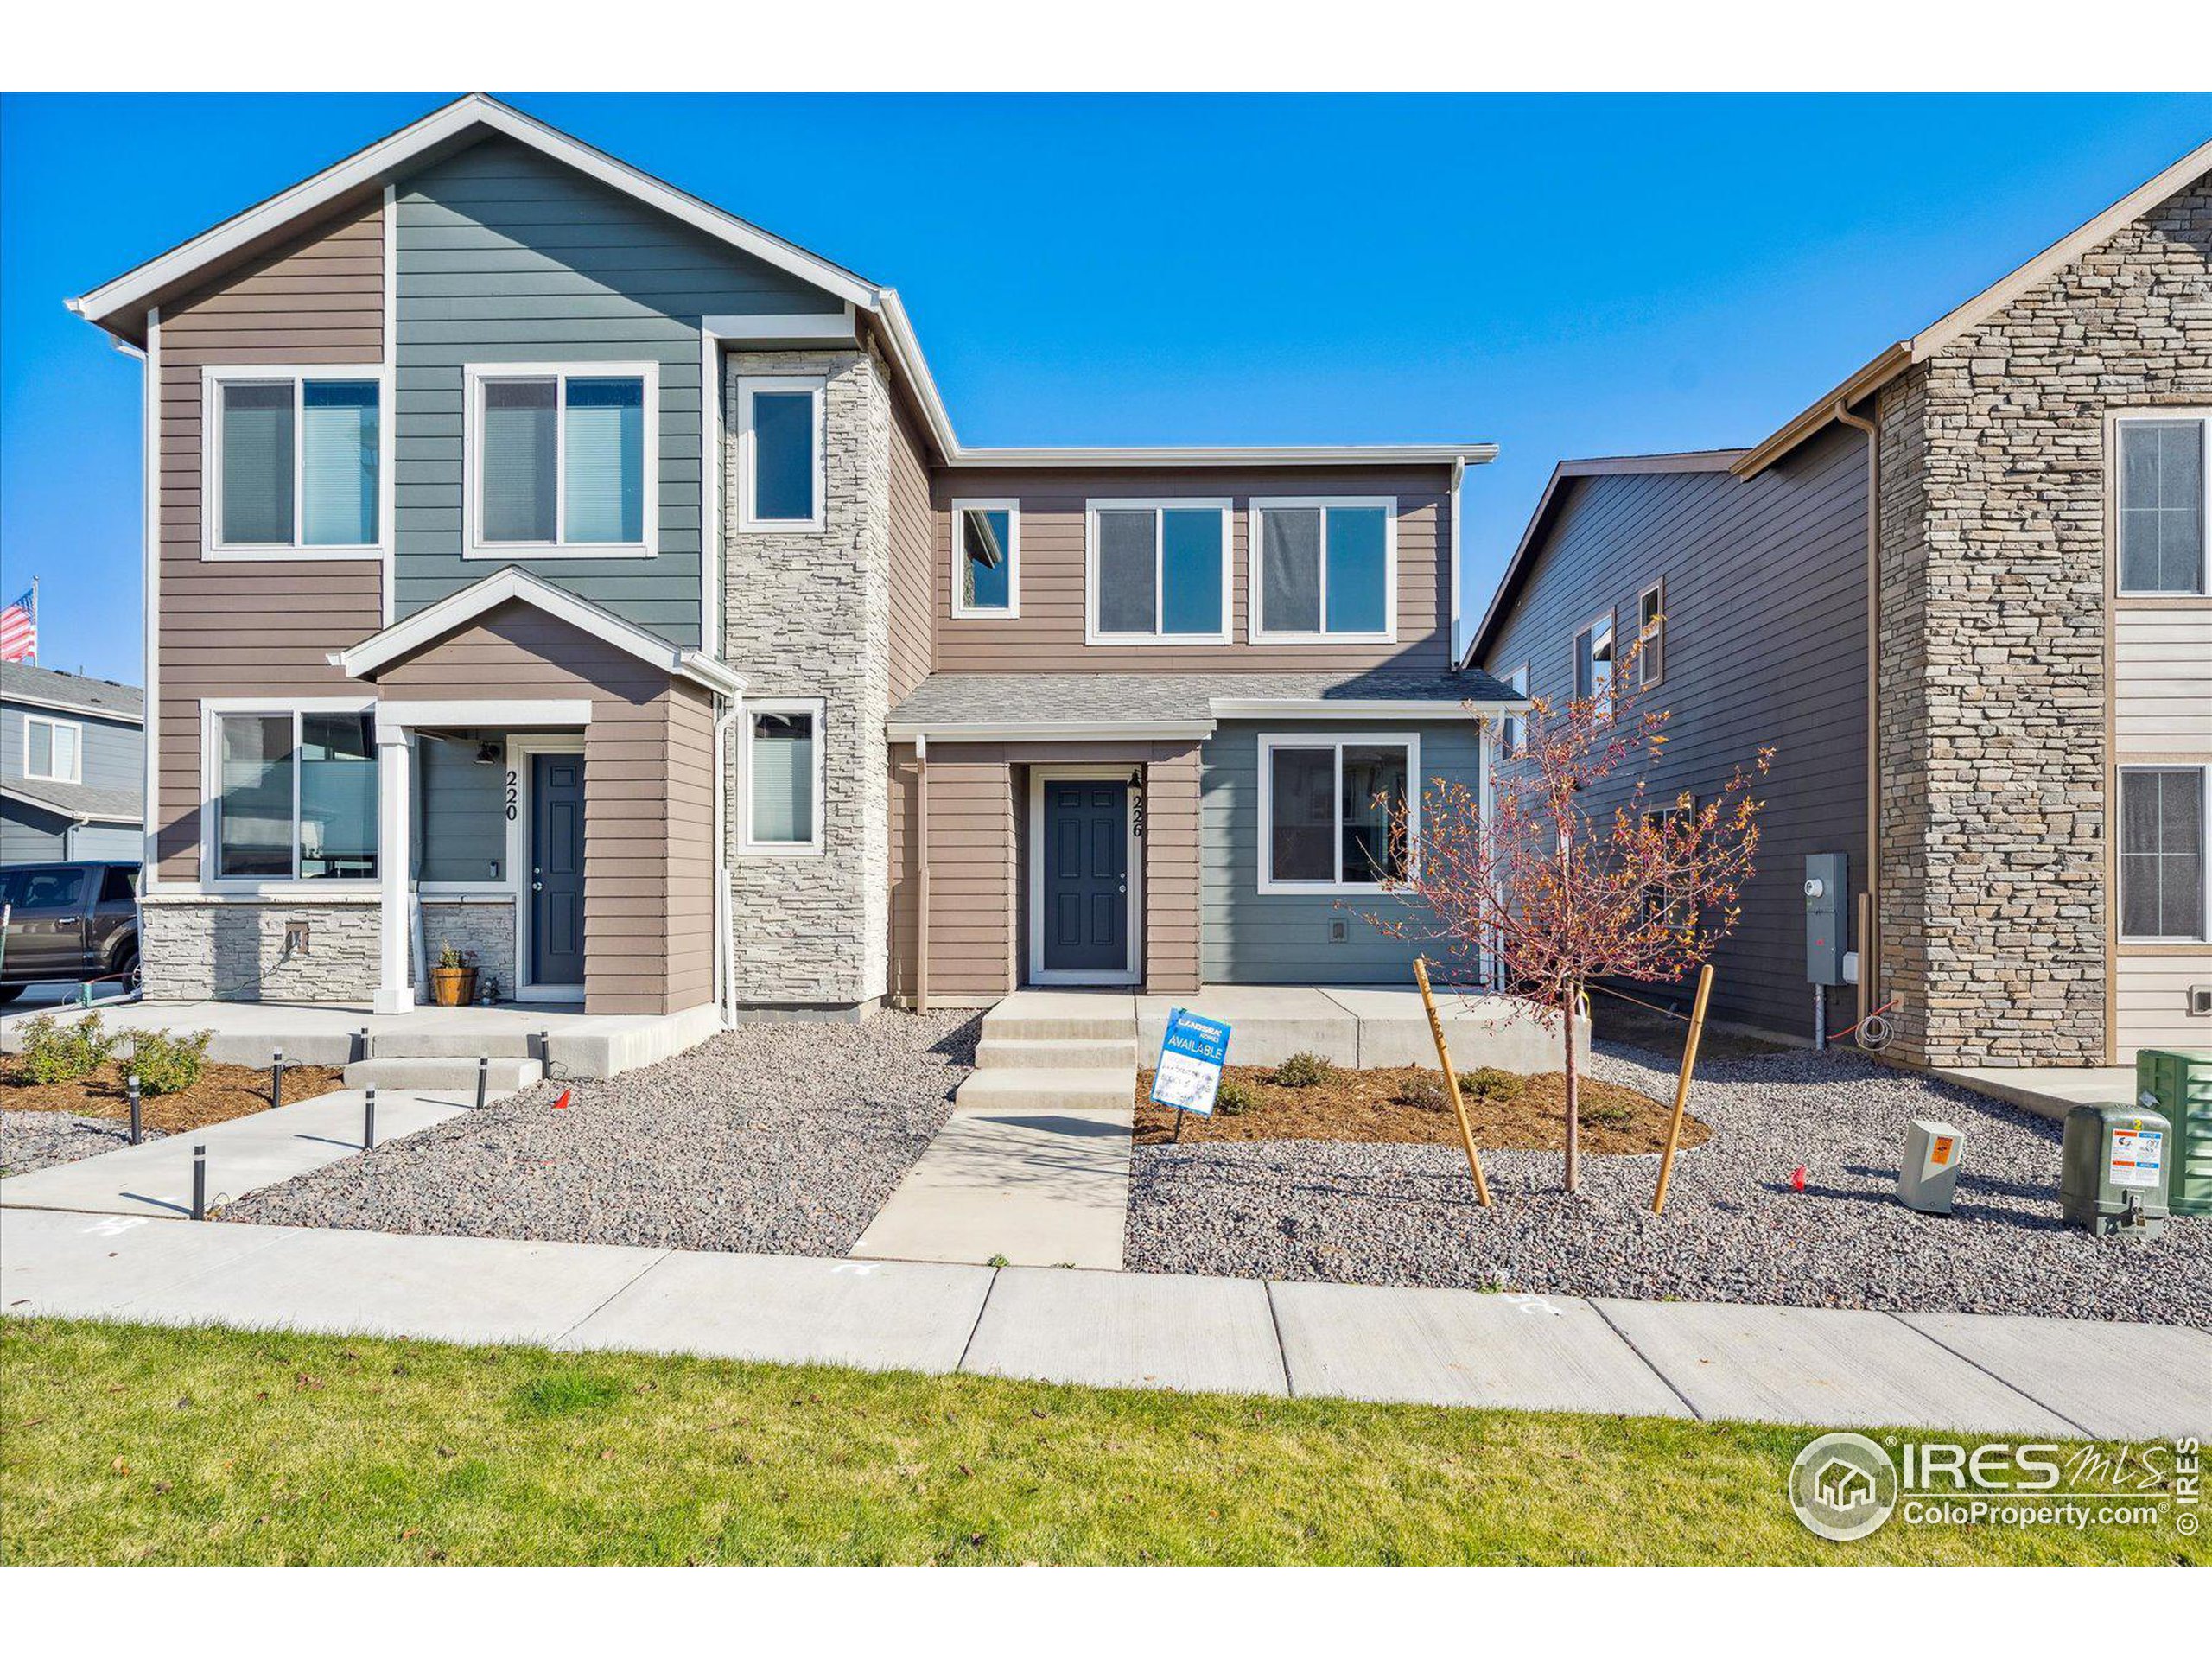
1788, 1430, 2202, 1541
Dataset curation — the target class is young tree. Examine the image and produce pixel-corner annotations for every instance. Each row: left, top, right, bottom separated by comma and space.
1371, 630, 1770, 1193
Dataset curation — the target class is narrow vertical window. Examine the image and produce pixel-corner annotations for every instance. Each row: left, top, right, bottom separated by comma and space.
1500, 664, 1529, 759
745, 702, 823, 853
2119, 419, 2207, 594
1574, 615, 1616, 717
563, 377, 645, 544
219, 382, 296, 545
952, 502, 1020, 616
2121, 767, 2208, 939
299, 382, 380, 546
1637, 581, 1666, 687
740, 378, 824, 531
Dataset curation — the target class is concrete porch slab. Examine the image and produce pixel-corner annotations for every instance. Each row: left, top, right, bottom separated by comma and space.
1896, 1312, 2212, 1440
1271, 1280, 1691, 1416
1136, 988, 1358, 1066
106, 1224, 668, 1345
0, 1088, 472, 1220
962, 1267, 1287, 1395
565, 1250, 995, 1375
850, 1107, 1131, 1269
1595, 1299, 2082, 1434
1, 1207, 293, 1319
1932, 1065, 2139, 1126
1316, 986, 1583, 1070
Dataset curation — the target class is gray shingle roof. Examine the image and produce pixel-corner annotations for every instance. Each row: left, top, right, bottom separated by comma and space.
0, 662, 144, 722
2, 777, 141, 824
888, 669, 1522, 732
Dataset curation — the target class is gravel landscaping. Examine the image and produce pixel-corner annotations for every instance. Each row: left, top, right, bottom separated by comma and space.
1, 1110, 158, 1179
1127, 1044, 2212, 1326
226, 1010, 976, 1255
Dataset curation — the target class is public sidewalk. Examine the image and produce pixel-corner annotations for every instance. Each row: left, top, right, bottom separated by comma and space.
4, 1206, 2206, 1440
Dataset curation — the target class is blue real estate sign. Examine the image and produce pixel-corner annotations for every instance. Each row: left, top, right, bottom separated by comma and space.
1150, 1007, 1232, 1116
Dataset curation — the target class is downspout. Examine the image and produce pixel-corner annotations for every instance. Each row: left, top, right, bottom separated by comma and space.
714, 696, 741, 1027
915, 733, 930, 1015
1831, 399, 1880, 1031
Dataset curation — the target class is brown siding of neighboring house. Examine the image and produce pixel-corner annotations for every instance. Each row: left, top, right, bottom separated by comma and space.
1481, 423, 1871, 1043
887, 741, 1205, 1004
155, 199, 385, 881
887, 391, 935, 702
374, 601, 716, 1016
931, 466, 1454, 673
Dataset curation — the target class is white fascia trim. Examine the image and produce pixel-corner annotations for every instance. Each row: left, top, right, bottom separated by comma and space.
1244, 496, 1400, 645
378, 699, 594, 729
1209, 698, 1515, 720
702, 307, 857, 343
0, 785, 137, 825
0, 690, 144, 727
337, 565, 747, 698
952, 444, 1500, 468
886, 720, 1217, 744
69, 93, 880, 329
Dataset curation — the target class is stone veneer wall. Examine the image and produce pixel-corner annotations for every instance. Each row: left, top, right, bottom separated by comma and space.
722, 346, 893, 1010
139, 899, 382, 1002
420, 899, 517, 1002
1875, 173, 2212, 1067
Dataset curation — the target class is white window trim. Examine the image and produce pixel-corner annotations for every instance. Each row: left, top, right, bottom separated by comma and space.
461, 360, 661, 560
1246, 496, 1399, 644
1084, 498, 1234, 646
1575, 611, 1618, 717
739, 696, 827, 857
2113, 409, 2212, 598
2118, 763, 2212, 944
950, 498, 1022, 620
1637, 578, 1667, 689
22, 713, 84, 785
1499, 664, 1529, 758
735, 374, 827, 534
1255, 730, 1421, 896
198, 696, 380, 893
200, 364, 392, 561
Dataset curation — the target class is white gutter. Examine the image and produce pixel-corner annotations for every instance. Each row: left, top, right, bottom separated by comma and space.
1208, 697, 1523, 720
712, 696, 742, 1028
886, 720, 1217, 744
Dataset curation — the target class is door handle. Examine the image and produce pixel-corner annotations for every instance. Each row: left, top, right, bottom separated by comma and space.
531, 881, 543, 893
54, 917, 80, 927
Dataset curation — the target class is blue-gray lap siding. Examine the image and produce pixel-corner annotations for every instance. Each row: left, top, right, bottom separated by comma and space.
393, 137, 842, 644
2, 707, 142, 801
1, 802, 139, 863
1199, 720, 1484, 983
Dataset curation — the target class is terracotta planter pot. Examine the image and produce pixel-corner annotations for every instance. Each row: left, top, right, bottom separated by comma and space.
430, 966, 477, 1008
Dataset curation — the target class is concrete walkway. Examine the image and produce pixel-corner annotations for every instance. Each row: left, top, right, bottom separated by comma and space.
6, 1206, 2207, 1438
1935, 1064, 2140, 1125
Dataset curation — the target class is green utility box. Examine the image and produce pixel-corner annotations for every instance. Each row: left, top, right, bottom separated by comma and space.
2061, 1103, 2171, 1239
2135, 1048, 2212, 1218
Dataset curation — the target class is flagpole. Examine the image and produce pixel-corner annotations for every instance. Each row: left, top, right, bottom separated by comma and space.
27, 577, 35, 665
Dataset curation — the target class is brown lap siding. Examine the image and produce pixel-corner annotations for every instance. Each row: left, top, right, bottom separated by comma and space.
155, 199, 385, 881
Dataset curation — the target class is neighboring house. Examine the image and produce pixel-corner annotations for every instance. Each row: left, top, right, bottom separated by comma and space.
1469, 137, 2212, 1067
69, 94, 1516, 1020
0, 663, 144, 863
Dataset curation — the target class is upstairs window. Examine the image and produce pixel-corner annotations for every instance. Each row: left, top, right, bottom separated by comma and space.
22, 715, 82, 784
1259, 734, 1418, 893
738, 376, 825, 531
1637, 580, 1667, 687
1087, 500, 1230, 644
208, 371, 382, 554
2118, 416, 2208, 594
1574, 613, 1616, 718
1250, 499, 1396, 640
952, 500, 1020, 617
468, 365, 654, 556
2120, 766, 2207, 941
211, 709, 378, 882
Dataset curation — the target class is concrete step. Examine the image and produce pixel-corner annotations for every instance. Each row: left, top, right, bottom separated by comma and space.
343, 1056, 543, 1095
953, 1067, 1135, 1115
979, 1011, 1139, 1044
365, 1029, 547, 1061
974, 1037, 1139, 1071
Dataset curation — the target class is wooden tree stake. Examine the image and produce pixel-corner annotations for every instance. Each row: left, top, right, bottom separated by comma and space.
1651, 961, 1715, 1215
1414, 956, 1492, 1208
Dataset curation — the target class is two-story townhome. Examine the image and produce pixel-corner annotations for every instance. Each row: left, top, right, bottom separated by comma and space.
1, 663, 144, 863
70, 94, 1517, 1026
1469, 136, 2212, 1068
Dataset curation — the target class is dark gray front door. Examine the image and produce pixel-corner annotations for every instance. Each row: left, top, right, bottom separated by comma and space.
530, 753, 585, 987
1042, 779, 1129, 976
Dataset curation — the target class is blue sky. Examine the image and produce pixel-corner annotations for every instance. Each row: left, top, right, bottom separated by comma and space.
4, 91, 2209, 682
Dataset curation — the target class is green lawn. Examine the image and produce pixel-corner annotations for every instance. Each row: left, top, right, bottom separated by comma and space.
2, 1318, 2196, 1566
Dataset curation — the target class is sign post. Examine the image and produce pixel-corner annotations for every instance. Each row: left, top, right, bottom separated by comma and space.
1151, 1007, 1231, 1140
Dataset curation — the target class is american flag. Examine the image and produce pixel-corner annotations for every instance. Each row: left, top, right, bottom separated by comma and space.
0, 586, 34, 664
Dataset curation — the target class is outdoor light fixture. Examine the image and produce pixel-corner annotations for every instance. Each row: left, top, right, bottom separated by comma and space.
475, 740, 505, 766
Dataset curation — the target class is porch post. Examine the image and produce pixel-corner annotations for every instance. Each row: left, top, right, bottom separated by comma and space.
373, 722, 413, 1015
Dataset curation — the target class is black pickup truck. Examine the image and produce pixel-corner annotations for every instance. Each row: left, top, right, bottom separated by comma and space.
0, 861, 141, 1003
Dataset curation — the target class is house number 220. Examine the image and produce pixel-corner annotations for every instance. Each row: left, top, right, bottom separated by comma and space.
505, 769, 519, 822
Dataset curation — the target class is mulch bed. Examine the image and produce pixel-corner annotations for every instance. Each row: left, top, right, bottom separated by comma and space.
1134, 1065, 1708, 1154
0, 1056, 346, 1135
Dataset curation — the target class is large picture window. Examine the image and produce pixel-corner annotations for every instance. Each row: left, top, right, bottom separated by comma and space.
1258, 734, 1418, 893
1086, 500, 1230, 644
467, 364, 656, 556
2120, 766, 2208, 941
742, 699, 824, 855
1249, 499, 1395, 640
2117, 416, 2208, 595
212, 708, 378, 881
207, 370, 383, 554
738, 376, 825, 531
